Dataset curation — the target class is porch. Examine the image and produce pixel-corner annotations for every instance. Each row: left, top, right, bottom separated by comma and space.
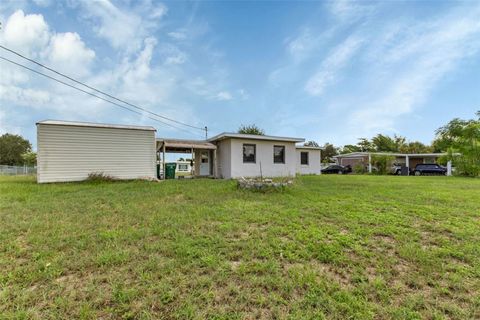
156, 139, 217, 179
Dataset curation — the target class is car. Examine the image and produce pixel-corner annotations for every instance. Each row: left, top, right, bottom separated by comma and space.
321, 164, 351, 174
413, 163, 447, 176
390, 163, 404, 175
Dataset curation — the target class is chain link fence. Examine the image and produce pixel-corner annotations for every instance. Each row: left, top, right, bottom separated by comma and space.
0, 165, 37, 175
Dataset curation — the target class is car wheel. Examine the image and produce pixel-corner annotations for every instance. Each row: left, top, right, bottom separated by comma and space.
396, 170, 401, 175
414, 171, 421, 176
338, 171, 343, 175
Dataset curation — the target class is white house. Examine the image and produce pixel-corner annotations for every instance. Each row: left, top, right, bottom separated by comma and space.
207, 132, 304, 179
37, 120, 156, 183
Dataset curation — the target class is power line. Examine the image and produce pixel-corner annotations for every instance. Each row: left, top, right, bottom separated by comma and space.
0, 56, 203, 138
0, 44, 206, 132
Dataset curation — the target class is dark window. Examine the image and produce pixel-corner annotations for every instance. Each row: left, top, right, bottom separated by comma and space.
273, 145, 285, 164
301, 152, 309, 165
243, 144, 256, 163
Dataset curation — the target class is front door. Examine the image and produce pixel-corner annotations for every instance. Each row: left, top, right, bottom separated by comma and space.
199, 151, 210, 176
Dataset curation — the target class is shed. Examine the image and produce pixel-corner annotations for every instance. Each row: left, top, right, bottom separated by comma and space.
296, 146, 322, 175
36, 120, 157, 183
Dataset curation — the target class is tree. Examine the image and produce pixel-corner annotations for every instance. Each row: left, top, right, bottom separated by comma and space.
21, 152, 37, 166
340, 144, 362, 154
371, 134, 397, 152
399, 141, 432, 154
357, 138, 375, 152
304, 141, 319, 147
0, 134, 32, 165
435, 111, 480, 176
321, 143, 338, 162
238, 124, 265, 135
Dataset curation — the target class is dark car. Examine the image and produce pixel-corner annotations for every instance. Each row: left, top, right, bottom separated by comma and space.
413, 164, 447, 176
321, 165, 351, 174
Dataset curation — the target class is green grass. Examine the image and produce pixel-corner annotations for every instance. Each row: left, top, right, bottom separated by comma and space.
1, 175, 479, 319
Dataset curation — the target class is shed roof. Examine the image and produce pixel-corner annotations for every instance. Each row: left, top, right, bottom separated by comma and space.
296, 145, 323, 150
208, 132, 304, 143
36, 120, 156, 131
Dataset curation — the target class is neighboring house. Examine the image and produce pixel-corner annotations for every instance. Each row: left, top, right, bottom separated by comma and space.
333, 152, 449, 173
37, 120, 322, 183
296, 146, 322, 175
36, 120, 156, 183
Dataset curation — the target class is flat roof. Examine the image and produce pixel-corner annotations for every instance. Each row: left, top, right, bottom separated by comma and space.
36, 120, 156, 131
333, 152, 448, 158
296, 145, 323, 150
208, 132, 305, 143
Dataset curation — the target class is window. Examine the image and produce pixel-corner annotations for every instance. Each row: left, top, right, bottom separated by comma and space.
178, 164, 188, 171
273, 145, 285, 164
300, 152, 309, 165
243, 144, 256, 163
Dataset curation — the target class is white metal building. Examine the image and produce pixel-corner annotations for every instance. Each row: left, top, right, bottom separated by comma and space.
37, 120, 156, 183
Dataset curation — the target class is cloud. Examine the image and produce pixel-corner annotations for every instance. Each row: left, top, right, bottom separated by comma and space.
1, 10, 50, 57
305, 34, 363, 96
348, 5, 480, 135
168, 31, 187, 40
215, 91, 232, 101
45, 32, 95, 77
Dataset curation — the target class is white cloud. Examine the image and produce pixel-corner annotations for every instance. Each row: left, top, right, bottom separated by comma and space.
348, 5, 480, 135
168, 31, 187, 40
0, 10, 50, 57
305, 35, 363, 96
215, 91, 232, 101
46, 32, 95, 77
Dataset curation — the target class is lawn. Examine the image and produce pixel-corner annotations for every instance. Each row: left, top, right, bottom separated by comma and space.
0, 175, 479, 319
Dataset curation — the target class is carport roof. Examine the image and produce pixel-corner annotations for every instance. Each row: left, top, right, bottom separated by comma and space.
333, 152, 448, 158
157, 138, 217, 151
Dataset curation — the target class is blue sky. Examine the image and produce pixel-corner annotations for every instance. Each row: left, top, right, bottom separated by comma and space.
1, 0, 480, 150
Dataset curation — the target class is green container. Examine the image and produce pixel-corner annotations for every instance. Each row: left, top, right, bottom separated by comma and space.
165, 163, 177, 179
156, 164, 161, 179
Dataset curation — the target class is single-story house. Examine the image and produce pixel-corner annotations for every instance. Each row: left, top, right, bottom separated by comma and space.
37, 120, 322, 183
333, 152, 448, 173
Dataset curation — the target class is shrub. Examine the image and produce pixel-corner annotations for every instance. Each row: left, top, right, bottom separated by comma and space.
86, 172, 116, 182
353, 163, 367, 174
371, 155, 396, 175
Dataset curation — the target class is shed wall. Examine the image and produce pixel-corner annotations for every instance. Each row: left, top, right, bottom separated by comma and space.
37, 124, 156, 183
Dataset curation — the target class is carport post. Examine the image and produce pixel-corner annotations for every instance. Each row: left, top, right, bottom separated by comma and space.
368, 154, 372, 173
406, 155, 410, 176
447, 161, 452, 176
162, 143, 166, 180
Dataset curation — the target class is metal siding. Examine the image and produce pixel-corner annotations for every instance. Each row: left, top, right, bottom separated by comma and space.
37, 124, 156, 183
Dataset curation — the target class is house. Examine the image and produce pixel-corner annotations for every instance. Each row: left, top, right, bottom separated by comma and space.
36, 120, 157, 183
333, 152, 449, 173
37, 120, 322, 183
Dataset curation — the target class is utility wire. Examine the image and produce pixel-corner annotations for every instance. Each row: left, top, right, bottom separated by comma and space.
0, 44, 206, 132
0, 56, 203, 138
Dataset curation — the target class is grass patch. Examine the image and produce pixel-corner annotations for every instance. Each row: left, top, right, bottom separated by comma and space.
1, 175, 479, 319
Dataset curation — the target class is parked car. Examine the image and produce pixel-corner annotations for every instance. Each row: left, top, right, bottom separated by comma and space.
413, 163, 447, 176
321, 165, 351, 174
390, 163, 403, 175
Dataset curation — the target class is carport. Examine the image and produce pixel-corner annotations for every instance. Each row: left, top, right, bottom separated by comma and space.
156, 139, 217, 179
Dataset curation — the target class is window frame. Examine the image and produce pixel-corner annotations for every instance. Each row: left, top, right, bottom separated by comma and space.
300, 151, 309, 165
273, 145, 286, 164
243, 144, 256, 163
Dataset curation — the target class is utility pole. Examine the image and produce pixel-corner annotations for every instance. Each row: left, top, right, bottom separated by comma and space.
205, 126, 208, 140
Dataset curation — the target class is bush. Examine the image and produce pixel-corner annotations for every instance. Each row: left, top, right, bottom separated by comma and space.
86, 172, 116, 182
353, 163, 367, 174
371, 155, 396, 175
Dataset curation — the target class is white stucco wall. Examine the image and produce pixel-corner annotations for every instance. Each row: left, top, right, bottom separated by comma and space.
37, 123, 156, 183
217, 138, 297, 179
216, 139, 231, 179
296, 148, 321, 175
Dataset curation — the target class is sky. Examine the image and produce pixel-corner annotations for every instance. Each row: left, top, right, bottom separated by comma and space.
1, 0, 480, 151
